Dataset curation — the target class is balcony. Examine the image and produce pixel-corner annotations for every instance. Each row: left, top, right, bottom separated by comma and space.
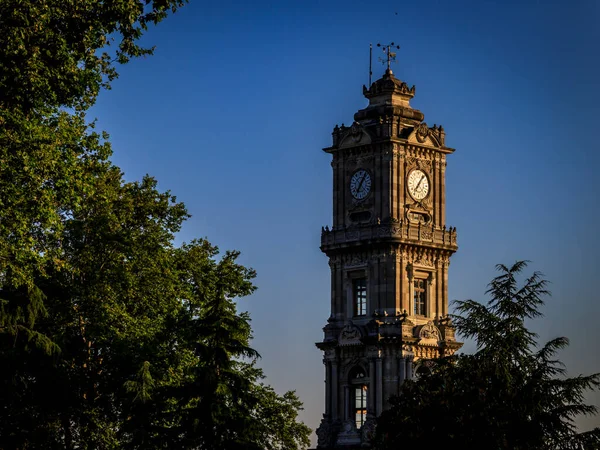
320, 221, 457, 252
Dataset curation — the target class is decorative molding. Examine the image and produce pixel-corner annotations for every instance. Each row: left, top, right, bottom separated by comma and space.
336, 122, 374, 149
414, 255, 434, 268
338, 322, 363, 346
354, 154, 375, 166
336, 420, 361, 446
324, 348, 337, 361
417, 321, 442, 347
340, 359, 368, 381
406, 122, 446, 148
316, 419, 339, 448
401, 343, 414, 353
327, 255, 341, 268
416, 122, 429, 143
405, 145, 438, 161
366, 345, 381, 359
340, 146, 375, 164
414, 345, 441, 360
420, 228, 433, 241
344, 255, 368, 269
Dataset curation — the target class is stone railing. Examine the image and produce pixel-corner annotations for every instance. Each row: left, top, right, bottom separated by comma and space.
320, 221, 457, 249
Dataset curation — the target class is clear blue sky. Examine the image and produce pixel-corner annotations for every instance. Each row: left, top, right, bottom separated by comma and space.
92, 0, 600, 442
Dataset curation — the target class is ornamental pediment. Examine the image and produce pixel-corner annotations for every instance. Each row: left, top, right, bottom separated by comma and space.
338, 122, 373, 149
407, 122, 444, 148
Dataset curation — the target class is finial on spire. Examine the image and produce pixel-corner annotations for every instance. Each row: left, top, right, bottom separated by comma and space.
376, 42, 400, 73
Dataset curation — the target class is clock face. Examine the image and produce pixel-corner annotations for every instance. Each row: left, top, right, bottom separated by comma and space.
407, 169, 430, 200
350, 169, 371, 200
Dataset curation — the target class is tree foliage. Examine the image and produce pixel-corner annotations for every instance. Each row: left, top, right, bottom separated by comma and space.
375, 261, 600, 450
0, 0, 188, 358
0, 0, 187, 112
0, 2, 311, 448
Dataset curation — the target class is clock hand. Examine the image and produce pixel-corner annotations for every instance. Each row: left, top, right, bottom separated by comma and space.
356, 175, 366, 192
414, 175, 425, 192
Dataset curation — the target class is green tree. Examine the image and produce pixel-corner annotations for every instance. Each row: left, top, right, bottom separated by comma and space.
1, 173, 311, 448
0, 1, 311, 448
163, 241, 311, 449
0, 0, 188, 367
375, 261, 600, 450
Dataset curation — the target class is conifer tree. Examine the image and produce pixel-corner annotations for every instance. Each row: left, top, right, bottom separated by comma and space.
375, 261, 600, 450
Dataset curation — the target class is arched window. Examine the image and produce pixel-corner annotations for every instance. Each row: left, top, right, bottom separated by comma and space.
349, 367, 368, 429
349, 367, 366, 380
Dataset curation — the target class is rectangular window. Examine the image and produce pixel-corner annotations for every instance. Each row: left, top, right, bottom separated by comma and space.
414, 278, 427, 316
353, 278, 367, 317
354, 385, 367, 429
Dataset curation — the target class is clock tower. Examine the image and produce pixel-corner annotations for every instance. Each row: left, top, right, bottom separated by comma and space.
315, 67, 462, 448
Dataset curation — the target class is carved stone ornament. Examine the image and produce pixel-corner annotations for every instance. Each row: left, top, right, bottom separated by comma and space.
336, 420, 361, 446
324, 348, 336, 361
414, 257, 434, 268
339, 124, 372, 149
351, 121, 363, 143
316, 419, 338, 448
416, 122, 430, 143
366, 345, 381, 359
341, 358, 364, 378
415, 345, 440, 360
421, 228, 434, 241
376, 226, 391, 237
421, 196, 433, 209
418, 158, 433, 171
345, 231, 359, 241
344, 255, 367, 269
339, 322, 363, 346
401, 320, 415, 338
353, 154, 374, 167
407, 209, 431, 225
418, 321, 441, 343
402, 343, 414, 354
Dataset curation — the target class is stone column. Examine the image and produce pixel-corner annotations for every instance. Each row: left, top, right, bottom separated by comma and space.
332, 361, 339, 420
398, 357, 406, 388
407, 263, 414, 316
443, 260, 450, 317
376, 357, 383, 415
344, 273, 352, 319
400, 253, 409, 313
368, 358, 375, 414
325, 361, 331, 416
329, 259, 337, 320
436, 260, 443, 321
406, 357, 414, 381
440, 158, 447, 227
427, 272, 435, 319
344, 385, 349, 422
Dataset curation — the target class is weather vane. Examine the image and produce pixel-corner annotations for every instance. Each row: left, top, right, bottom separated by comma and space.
377, 42, 400, 72
369, 42, 400, 86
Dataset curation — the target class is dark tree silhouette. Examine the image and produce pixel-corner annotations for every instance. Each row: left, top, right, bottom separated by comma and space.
375, 261, 600, 450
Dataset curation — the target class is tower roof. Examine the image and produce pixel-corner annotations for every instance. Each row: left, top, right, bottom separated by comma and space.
354, 69, 423, 125
363, 69, 416, 108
